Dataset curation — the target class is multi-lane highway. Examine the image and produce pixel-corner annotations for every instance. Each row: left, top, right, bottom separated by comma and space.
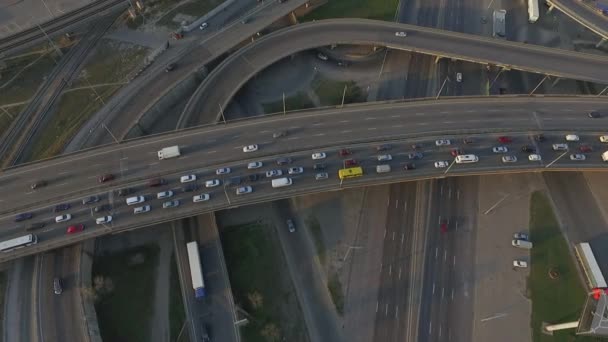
179, 18, 608, 126
546, 0, 608, 40
1, 97, 608, 261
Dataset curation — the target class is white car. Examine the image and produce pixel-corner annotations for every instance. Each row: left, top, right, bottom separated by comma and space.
288, 167, 304, 175
570, 154, 586, 161
205, 179, 221, 188
247, 161, 263, 169
216, 167, 231, 175
266, 170, 283, 178
312, 152, 326, 160
600, 135, 608, 143
133, 205, 151, 214
95, 216, 112, 225
180, 174, 196, 183
552, 143, 568, 151
395, 31, 407, 37
163, 200, 180, 208
315, 172, 328, 180
565, 134, 579, 142
377, 154, 392, 161
199, 22, 208, 30
157, 191, 173, 199
243, 144, 258, 153
528, 154, 542, 161
236, 186, 252, 195
502, 155, 517, 163
55, 214, 71, 223
435, 139, 451, 146
513, 260, 528, 268
456, 72, 462, 82
492, 146, 508, 153
193, 194, 210, 203
434, 161, 449, 168
317, 52, 328, 61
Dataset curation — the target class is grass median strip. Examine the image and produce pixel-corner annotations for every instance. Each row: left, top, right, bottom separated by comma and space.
528, 191, 594, 342
262, 91, 315, 114
312, 76, 365, 107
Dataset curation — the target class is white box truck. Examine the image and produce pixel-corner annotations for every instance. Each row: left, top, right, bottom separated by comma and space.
602, 151, 608, 162
157, 146, 180, 160
512, 239, 533, 249
272, 177, 292, 188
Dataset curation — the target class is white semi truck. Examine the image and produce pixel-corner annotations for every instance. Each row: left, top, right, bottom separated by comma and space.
157, 146, 180, 160
528, 0, 539, 23
602, 151, 608, 162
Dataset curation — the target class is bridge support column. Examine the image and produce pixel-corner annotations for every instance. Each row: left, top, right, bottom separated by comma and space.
529, 75, 549, 95
597, 85, 608, 96
435, 55, 442, 64
489, 67, 506, 89
596, 38, 607, 48
546, 4, 555, 13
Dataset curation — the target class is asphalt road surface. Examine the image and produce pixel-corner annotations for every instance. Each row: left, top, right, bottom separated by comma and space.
546, 0, 608, 39
180, 18, 608, 126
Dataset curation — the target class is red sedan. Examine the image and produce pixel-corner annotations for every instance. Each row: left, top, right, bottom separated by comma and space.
339, 149, 352, 156
579, 145, 593, 153
440, 221, 448, 234
66, 224, 84, 235
344, 159, 357, 167
497, 136, 512, 143
450, 148, 463, 157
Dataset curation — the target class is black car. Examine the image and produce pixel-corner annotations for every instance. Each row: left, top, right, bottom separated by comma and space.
94, 204, 112, 213
313, 163, 326, 171
54, 203, 71, 212
182, 184, 198, 192
534, 134, 545, 142
408, 152, 423, 160
15, 213, 33, 222
227, 177, 242, 186
463, 138, 474, 144
26, 222, 45, 231
404, 163, 416, 170
82, 196, 100, 205
376, 144, 392, 151
521, 145, 535, 153
276, 157, 292, 165
588, 110, 601, 118
118, 188, 133, 196
248, 174, 259, 182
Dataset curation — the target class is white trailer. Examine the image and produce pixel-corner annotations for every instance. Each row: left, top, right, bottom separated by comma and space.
602, 151, 608, 162
271, 177, 293, 188
157, 146, 181, 160
493, 9, 506, 38
528, 0, 539, 23
186, 241, 206, 299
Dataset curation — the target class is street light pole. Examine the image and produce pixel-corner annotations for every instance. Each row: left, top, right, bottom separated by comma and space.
223, 183, 231, 205
545, 150, 569, 168
102, 123, 119, 143
444, 159, 457, 174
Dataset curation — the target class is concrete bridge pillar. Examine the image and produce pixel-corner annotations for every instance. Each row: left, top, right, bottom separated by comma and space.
435, 55, 442, 64
596, 38, 607, 48
547, 4, 555, 13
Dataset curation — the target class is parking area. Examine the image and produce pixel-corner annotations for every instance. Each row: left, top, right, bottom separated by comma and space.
471, 174, 543, 342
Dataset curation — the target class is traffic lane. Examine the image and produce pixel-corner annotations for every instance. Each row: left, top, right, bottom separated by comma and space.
185, 20, 608, 124
2, 129, 608, 229
548, 0, 608, 38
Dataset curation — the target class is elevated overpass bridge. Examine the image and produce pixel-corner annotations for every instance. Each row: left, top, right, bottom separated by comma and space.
0, 96, 607, 262
545, 0, 608, 42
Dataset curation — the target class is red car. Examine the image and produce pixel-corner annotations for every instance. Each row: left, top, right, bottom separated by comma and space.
339, 149, 352, 157
440, 221, 448, 234
497, 136, 512, 143
450, 148, 463, 157
579, 145, 593, 153
344, 159, 357, 167
66, 224, 84, 234
98, 174, 114, 183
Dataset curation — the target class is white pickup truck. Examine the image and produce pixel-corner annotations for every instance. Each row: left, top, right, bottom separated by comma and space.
157, 146, 180, 160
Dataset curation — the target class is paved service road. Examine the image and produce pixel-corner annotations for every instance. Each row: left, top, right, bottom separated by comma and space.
180, 18, 608, 126
546, 0, 608, 40
1, 97, 608, 260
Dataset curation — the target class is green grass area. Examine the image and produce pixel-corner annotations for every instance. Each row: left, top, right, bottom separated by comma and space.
528, 192, 599, 342
169, 252, 187, 342
262, 91, 315, 114
305, 215, 326, 266
327, 272, 344, 315
93, 245, 159, 342
157, 0, 224, 29
312, 76, 365, 107
28, 40, 148, 161
0, 51, 58, 106
222, 222, 307, 342
301, 0, 399, 21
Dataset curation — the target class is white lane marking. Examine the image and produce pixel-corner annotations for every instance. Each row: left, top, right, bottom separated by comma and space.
440, 111, 450, 114
384, 229, 387, 239
391, 115, 401, 118
467, 119, 481, 123
398, 267, 402, 280
312, 123, 323, 126
392, 231, 395, 241
389, 265, 392, 276
429, 321, 432, 334
466, 110, 476, 113
415, 112, 425, 116
451, 289, 454, 301
457, 190, 460, 200
287, 137, 300, 140
56, 183, 68, 187
401, 233, 404, 245
395, 199, 398, 208
341, 130, 352, 134
120, 157, 129, 160
453, 255, 456, 266
444, 249, 447, 261
376, 301, 379, 313
87, 175, 97, 179
488, 109, 499, 112
233, 146, 242, 149
435, 247, 438, 259
148, 162, 159, 166
432, 283, 436, 295
58, 171, 68, 175
404, 201, 407, 211
207, 151, 217, 154
259, 130, 270, 134
260, 141, 271, 145
439, 325, 442, 338
365, 117, 377, 120
441, 287, 445, 299
417, 122, 428, 126
385, 304, 389, 316
455, 221, 459, 231
339, 120, 350, 123
367, 127, 377, 130
313, 133, 325, 136
480, 313, 508, 322
394, 124, 403, 128
395, 306, 399, 318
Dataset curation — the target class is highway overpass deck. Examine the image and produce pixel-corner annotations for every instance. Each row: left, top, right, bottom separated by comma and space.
546, 0, 608, 40
1, 96, 607, 216
179, 18, 608, 127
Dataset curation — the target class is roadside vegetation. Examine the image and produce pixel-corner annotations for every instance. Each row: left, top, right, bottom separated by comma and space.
262, 91, 315, 114
301, 0, 399, 21
28, 40, 148, 161
312, 76, 365, 106
92, 245, 160, 342
528, 192, 598, 342
305, 215, 326, 266
169, 253, 187, 342
221, 222, 308, 342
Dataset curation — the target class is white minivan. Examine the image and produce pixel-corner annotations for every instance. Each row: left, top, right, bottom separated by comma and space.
455, 154, 479, 164
272, 177, 293, 188
376, 164, 391, 173
126, 196, 145, 205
